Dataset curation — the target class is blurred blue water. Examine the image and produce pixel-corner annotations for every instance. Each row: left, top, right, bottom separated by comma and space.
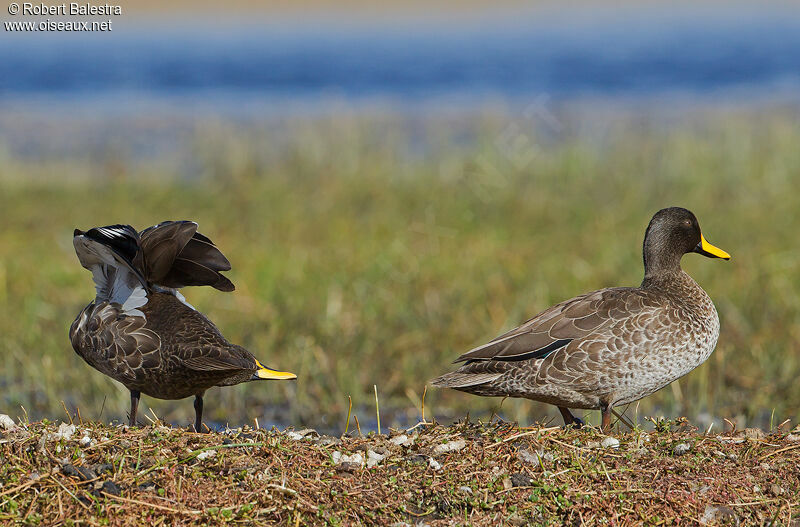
2, 4, 800, 102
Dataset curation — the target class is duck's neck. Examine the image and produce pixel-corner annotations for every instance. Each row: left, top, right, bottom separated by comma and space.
641, 238, 688, 291
642, 233, 684, 280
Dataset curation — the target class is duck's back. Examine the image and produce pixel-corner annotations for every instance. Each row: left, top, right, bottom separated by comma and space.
140, 293, 229, 351
140, 293, 261, 395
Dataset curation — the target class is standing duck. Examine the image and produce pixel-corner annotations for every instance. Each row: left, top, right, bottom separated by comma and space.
69, 221, 296, 432
431, 207, 730, 432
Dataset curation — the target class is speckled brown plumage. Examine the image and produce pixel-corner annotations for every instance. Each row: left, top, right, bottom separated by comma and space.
431, 207, 730, 432
70, 293, 263, 400
69, 222, 295, 431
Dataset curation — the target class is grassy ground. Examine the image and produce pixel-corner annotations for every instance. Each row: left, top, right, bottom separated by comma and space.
1, 418, 799, 525
1, 107, 800, 431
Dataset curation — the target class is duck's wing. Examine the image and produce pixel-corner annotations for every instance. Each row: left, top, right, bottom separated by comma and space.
73, 225, 148, 316
139, 221, 198, 284
182, 352, 297, 383
69, 301, 161, 383
456, 286, 666, 363
433, 287, 665, 389
181, 347, 258, 373
140, 221, 234, 292
153, 296, 294, 383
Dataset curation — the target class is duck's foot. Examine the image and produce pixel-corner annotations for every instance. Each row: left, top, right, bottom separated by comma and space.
193, 394, 207, 433
557, 406, 584, 428
601, 403, 612, 433
129, 390, 141, 427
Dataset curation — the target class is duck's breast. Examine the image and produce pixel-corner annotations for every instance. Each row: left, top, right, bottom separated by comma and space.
611, 277, 720, 406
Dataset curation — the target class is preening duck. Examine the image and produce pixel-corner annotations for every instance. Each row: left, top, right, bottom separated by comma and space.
69, 221, 296, 432
431, 207, 730, 432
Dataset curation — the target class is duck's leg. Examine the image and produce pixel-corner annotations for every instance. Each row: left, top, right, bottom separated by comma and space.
129, 390, 140, 426
558, 406, 584, 428
600, 403, 613, 433
193, 394, 204, 433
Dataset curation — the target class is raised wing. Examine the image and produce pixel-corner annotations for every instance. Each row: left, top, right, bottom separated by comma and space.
73, 225, 147, 314
139, 221, 198, 284
139, 221, 234, 292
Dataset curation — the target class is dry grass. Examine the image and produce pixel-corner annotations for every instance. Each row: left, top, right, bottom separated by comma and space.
1, 418, 799, 525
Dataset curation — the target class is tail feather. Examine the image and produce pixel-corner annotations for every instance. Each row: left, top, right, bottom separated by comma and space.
429, 371, 503, 388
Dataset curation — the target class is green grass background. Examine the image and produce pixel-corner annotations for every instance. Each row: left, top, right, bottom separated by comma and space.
1, 106, 798, 431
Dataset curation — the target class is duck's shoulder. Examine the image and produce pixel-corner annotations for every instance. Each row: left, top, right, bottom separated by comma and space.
570, 286, 668, 320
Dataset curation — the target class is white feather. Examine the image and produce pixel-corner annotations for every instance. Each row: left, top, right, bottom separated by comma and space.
121, 285, 148, 317
96, 227, 122, 239
74, 235, 148, 317
173, 290, 196, 310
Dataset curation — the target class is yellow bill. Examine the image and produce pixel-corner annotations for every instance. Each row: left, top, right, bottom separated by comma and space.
695, 234, 731, 260
254, 359, 297, 380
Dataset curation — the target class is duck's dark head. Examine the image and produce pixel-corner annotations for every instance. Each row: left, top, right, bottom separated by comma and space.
642, 207, 730, 276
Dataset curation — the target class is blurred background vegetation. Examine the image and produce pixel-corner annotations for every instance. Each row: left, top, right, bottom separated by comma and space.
2, 106, 799, 431
2, 2, 800, 431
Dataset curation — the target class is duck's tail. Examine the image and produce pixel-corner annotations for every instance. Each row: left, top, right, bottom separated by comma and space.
429, 371, 503, 388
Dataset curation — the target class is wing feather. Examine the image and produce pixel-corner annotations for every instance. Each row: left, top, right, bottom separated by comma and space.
455, 287, 648, 364
139, 221, 235, 291
69, 302, 161, 383
139, 221, 198, 284
182, 355, 254, 372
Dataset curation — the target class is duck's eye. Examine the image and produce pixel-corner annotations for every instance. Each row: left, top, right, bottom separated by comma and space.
683, 219, 692, 228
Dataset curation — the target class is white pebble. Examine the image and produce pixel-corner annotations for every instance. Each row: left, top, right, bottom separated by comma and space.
332, 451, 364, 466
0, 414, 16, 430
601, 437, 620, 449
389, 434, 412, 446
50, 423, 76, 441
79, 435, 92, 447
287, 429, 318, 440
433, 439, 466, 455
196, 450, 216, 461
428, 457, 442, 471
366, 450, 385, 469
